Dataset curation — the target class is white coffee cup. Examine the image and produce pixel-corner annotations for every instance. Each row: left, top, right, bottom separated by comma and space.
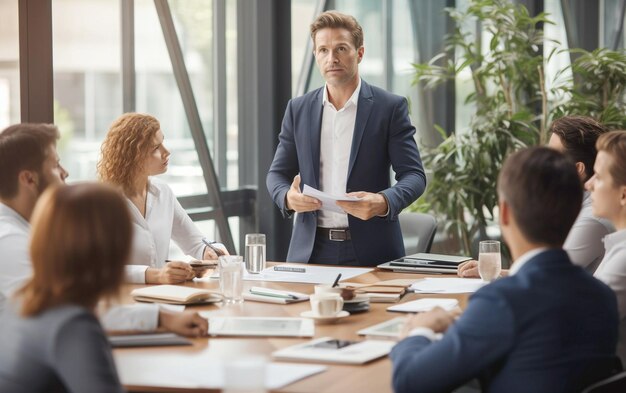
310, 294, 343, 317
314, 284, 342, 296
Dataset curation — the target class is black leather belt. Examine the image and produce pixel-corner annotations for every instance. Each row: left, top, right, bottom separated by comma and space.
317, 227, 351, 241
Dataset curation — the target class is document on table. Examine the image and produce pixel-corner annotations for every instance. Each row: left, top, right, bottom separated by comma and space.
387, 298, 459, 313
205, 265, 373, 285
302, 184, 362, 213
410, 278, 487, 294
115, 351, 327, 390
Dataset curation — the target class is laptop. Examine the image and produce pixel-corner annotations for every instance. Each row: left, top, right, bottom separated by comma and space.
377, 252, 471, 274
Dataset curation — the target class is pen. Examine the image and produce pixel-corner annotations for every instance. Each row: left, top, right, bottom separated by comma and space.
273, 266, 306, 273
202, 237, 225, 257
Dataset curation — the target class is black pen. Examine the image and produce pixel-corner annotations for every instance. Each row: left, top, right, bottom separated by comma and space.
202, 237, 225, 257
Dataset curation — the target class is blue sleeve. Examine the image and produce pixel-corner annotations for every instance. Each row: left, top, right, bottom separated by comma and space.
266, 99, 299, 218
51, 313, 125, 393
380, 97, 426, 220
390, 293, 515, 393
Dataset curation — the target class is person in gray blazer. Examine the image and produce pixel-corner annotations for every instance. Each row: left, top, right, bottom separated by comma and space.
0, 183, 146, 392
267, 11, 426, 266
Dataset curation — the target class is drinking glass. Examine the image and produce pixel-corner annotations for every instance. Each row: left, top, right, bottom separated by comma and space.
478, 240, 502, 282
245, 233, 266, 274
219, 255, 244, 304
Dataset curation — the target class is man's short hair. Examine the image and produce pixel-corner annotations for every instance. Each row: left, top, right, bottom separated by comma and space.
550, 115, 607, 181
498, 147, 582, 247
310, 10, 363, 49
0, 123, 60, 199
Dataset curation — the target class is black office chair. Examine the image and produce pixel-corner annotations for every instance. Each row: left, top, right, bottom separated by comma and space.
581, 371, 626, 393
398, 212, 437, 254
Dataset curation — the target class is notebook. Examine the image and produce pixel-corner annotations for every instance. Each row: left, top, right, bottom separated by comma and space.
273, 337, 395, 364
131, 285, 222, 305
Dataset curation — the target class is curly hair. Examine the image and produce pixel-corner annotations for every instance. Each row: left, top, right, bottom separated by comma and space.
97, 113, 160, 195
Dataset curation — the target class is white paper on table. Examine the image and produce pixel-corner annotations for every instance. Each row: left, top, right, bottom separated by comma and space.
115, 351, 327, 390
204, 265, 373, 285
302, 184, 362, 213
154, 303, 186, 313
387, 298, 459, 313
410, 278, 487, 294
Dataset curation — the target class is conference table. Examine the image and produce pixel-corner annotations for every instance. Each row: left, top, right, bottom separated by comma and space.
114, 263, 471, 393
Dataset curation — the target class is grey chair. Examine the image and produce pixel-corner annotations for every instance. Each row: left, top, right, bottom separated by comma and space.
398, 212, 437, 255
582, 371, 626, 393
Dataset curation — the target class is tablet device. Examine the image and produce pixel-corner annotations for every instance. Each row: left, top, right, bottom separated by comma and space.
357, 317, 406, 339
208, 316, 315, 337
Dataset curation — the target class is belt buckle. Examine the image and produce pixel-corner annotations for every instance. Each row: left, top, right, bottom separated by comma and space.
329, 229, 346, 242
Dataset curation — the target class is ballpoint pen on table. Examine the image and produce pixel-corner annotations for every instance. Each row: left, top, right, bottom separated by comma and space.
202, 237, 225, 257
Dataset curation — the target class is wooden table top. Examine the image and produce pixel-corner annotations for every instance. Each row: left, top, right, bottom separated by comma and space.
114, 264, 470, 393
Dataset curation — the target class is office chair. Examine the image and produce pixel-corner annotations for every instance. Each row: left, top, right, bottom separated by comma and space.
581, 371, 626, 393
398, 212, 437, 254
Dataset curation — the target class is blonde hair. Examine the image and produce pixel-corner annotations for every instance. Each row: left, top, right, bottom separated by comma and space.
596, 130, 626, 186
97, 113, 160, 194
310, 10, 363, 49
20, 183, 132, 316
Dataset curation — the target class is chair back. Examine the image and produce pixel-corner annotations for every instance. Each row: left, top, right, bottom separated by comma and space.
582, 371, 626, 393
398, 212, 437, 254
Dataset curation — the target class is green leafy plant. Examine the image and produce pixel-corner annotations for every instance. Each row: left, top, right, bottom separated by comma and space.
412, 0, 549, 254
551, 48, 626, 129
412, 0, 626, 255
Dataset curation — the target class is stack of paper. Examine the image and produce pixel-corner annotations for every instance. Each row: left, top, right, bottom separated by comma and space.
343, 279, 414, 303
410, 278, 487, 294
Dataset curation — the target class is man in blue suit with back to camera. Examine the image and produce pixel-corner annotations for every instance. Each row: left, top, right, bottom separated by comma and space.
391, 147, 620, 393
266, 10, 426, 267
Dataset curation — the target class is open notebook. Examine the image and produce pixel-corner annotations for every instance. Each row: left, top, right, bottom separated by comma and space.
131, 285, 222, 305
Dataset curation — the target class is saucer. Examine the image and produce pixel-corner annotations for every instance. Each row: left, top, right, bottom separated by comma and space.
300, 310, 350, 324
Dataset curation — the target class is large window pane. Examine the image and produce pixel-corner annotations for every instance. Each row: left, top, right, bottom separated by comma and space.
0, 1, 20, 129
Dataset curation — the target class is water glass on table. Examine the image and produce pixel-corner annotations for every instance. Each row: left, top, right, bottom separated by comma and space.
245, 233, 266, 274
478, 240, 502, 282
219, 255, 244, 304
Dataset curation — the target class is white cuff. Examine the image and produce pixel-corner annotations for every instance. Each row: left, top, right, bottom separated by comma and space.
101, 304, 159, 332
408, 327, 441, 341
125, 265, 149, 284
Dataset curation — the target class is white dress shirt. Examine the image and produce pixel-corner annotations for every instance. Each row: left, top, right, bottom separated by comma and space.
594, 229, 626, 364
125, 178, 208, 284
0, 203, 32, 313
564, 192, 615, 273
0, 203, 158, 330
317, 79, 361, 228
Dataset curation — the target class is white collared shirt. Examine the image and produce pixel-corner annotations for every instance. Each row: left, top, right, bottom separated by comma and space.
0, 203, 158, 330
594, 229, 626, 364
125, 178, 207, 283
318, 79, 361, 228
0, 203, 32, 313
508, 247, 549, 276
563, 191, 615, 273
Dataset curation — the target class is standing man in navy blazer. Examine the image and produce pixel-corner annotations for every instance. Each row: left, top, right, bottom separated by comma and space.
266, 11, 426, 266
390, 147, 620, 393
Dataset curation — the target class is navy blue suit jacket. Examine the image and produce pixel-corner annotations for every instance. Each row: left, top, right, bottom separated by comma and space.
390, 249, 619, 393
266, 80, 426, 266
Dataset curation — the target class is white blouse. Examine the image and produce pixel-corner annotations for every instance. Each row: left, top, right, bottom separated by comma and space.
125, 178, 207, 283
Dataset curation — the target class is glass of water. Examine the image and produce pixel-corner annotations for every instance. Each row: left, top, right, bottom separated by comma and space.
478, 240, 502, 282
219, 255, 244, 304
245, 233, 266, 274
